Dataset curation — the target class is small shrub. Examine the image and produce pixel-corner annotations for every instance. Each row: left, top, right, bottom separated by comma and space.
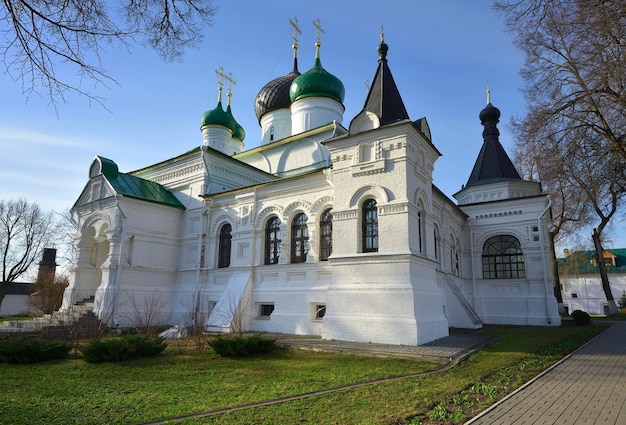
571, 310, 591, 326
81, 335, 166, 363
427, 404, 448, 421
208, 334, 277, 357
0, 338, 70, 364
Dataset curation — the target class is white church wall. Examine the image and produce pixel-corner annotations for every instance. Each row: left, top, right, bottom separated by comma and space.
560, 274, 626, 315
291, 97, 344, 134
261, 109, 291, 145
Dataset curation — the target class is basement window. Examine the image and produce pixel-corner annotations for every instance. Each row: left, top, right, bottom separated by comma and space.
312, 304, 326, 320
259, 304, 274, 318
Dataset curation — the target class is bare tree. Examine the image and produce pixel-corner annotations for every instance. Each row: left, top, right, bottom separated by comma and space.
29, 273, 69, 315
495, 0, 626, 162
497, 0, 626, 314
511, 118, 591, 312
0, 198, 58, 309
1, 0, 218, 106
124, 291, 167, 335
55, 209, 78, 274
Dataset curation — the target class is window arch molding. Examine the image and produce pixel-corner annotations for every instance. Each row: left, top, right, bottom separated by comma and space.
310, 196, 333, 218
412, 188, 431, 215
254, 205, 284, 228
477, 230, 525, 250
349, 184, 389, 209
81, 213, 111, 238
210, 214, 236, 237
282, 201, 311, 222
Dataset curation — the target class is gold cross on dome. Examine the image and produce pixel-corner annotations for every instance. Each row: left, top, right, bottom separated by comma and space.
289, 17, 301, 46
225, 72, 237, 93
313, 19, 324, 43
215, 67, 226, 89
380, 25, 385, 42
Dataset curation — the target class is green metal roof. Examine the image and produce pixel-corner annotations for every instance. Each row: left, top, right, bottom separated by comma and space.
558, 248, 626, 275
98, 157, 185, 210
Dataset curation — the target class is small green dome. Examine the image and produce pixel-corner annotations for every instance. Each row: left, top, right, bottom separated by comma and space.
200, 101, 235, 132
226, 104, 245, 142
289, 57, 345, 103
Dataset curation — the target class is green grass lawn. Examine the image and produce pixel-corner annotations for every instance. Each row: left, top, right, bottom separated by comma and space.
0, 325, 605, 425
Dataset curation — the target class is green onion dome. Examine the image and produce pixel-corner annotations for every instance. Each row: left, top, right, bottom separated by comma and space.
200, 101, 236, 133
289, 56, 345, 103
226, 103, 246, 142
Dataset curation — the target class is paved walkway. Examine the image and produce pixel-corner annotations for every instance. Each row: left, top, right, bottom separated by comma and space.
466, 321, 626, 425
279, 330, 496, 363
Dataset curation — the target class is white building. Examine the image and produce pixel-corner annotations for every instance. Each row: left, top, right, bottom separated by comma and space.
61, 31, 560, 345
559, 249, 626, 315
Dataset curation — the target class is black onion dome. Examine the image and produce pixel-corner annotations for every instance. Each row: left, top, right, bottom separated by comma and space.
254, 60, 300, 122
479, 102, 501, 124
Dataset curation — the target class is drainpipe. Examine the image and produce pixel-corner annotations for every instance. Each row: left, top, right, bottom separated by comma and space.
113, 195, 127, 327
539, 195, 553, 324
194, 202, 210, 325
469, 223, 477, 310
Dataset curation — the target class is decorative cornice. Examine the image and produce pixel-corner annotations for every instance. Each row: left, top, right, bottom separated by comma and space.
378, 202, 408, 216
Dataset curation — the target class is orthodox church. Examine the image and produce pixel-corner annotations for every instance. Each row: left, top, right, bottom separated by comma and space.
62, 24, 561, 345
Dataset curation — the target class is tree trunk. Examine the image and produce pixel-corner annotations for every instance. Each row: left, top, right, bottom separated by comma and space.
549, 231, 565, 313
591, 228, 618, 315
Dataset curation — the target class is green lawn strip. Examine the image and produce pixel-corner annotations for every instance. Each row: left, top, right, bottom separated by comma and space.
161, 325, 605, 425
0, 346, 435, 425
0, 316, 33, 323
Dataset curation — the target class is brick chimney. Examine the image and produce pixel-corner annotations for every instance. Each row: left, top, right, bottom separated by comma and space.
37, 248, 57, 282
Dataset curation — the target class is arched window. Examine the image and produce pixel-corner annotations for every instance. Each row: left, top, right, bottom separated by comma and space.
264, 217, 281, 265
291, 213, 309, 263
362, 199, 378, 252
218, 223, 232, 268
433, 227, 439, 260
319, 209, 333, 261
482, 235, 525, 279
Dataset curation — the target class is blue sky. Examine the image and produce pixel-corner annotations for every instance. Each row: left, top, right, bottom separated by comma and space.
1, 0, 624, 249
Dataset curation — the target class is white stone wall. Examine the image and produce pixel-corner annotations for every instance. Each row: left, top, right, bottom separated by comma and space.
560, 273, 626, 315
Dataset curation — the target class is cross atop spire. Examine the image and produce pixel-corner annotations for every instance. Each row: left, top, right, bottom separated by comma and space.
225, 72, 236, 106
486, 80, 492, 104
380, 25, 385, 43
313, 19, 324, 43
215, 67, 227, 102
290, 17, 301, 49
